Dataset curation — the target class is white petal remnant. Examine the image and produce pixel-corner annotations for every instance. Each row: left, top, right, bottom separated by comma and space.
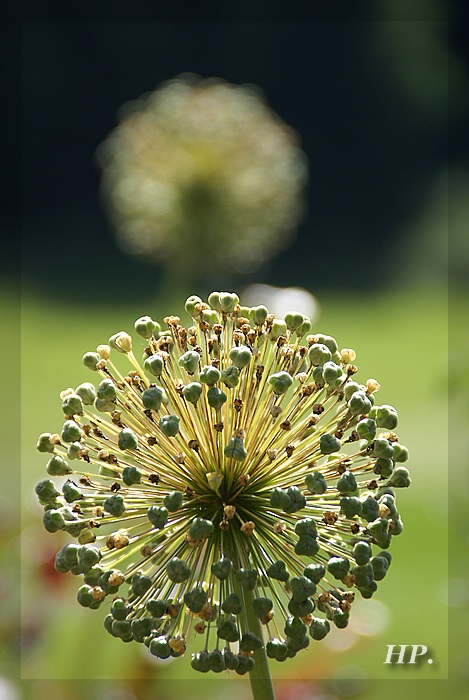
35, 291, 410, 674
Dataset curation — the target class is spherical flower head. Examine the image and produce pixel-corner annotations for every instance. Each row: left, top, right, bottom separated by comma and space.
36, 292, 410, 674
97, 74, 308, 275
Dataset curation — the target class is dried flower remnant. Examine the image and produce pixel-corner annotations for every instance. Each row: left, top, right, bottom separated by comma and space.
97, 75, 308, 276
35, 292, 410, 675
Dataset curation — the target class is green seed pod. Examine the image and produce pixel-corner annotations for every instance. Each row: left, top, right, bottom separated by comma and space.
61, 393, 84, 416
315, 333, 338, 354
224, 436, 247, 461
361, 496, 379, 522
82, 351, 101, 371
220, 365, 240, 388
122, 466, 142, 486
131, 617, 153, 642
36, 433, 55, 453
166, 557, 191, 583
284, 486, 306, 513
270, 487, 291, 509
360, 580, 379, 598
35, 479, 59, 502
134, 315, 158, 338
236, 654, 255, 675
308, 343, 332, 367
322, 361, 342, 384
142, 386, 166, 411
222, 592, 243, 615
305, 471, 327, 495
219, 292, 239, 313
268, 370, 293, 395
374, 457, 394, 477
46, 454, 72, 476
111, 598, 129, 620
211, 557, 233, 580
75, 382, 97, 405
118, 428, 138, 451
253, 597, 273, 619
178, 350, 200, 375
266, 560, 290, 582
296, 317, 312, 338
344, 381, 361, 400
97, 378, 116, 402
370, 554, 391, 581
337, 470, 358, 494
182, 381, 202, 404
312, 365, 325, 388
249, 305, 268, 325
103, 494, 125, 517
191, 650, 211, 673
83, 565, 104, 586
284, 312, 304, 332
392, 443, 409, 463
62, 480, 82, 503
388, 466, 411, 488
94, 397, 115, 413
61, 420, 82, 444
159, 414, 180, 437
294, 518, 318, 537
332, 610, 349, 629
327, 556, 350, 580
367, 517, 390, 544
303, 563, 326, 584
77, 544, 101, 572
288, 597, 314, 617
375, 404, 399, 429
309, 618, 330, 640
295, 535, 320, 556
284, 616, 307, 640
202, 309, 219, 326
287, 634, 310, 652
144, 354, 164, 378
207, 649, 226, 673
150, 637, 171, 659
147, 599, 167, 617
235, 568, 258, 590
189, 517, 214, 540
270, 318, 287, 340
320, 433, 341, 455
208, 291, 222, 311
78, 527, 97, 544
77, 584, 95, 607
217, 619, 240, 643
348, 390, 372, 416
109, 331, 132, 354
373, 437, 394, 459
357, 418, 376, 442
353, 541, 372, 565
184, 586, 208, 613
290, 576, 316, 602
379, 493, 397, 516
207, 386, 227, 410
163, 490, 183, 512
200, 365, 221, 385
229, 344, 252, 369
223, 648, 240, 670
98, 569, 123, 594
340, 496, 363, 518
66, 442, 83, 460
131, 573, 152, 596
184, 295, 203, 318
240, 632, 263, 652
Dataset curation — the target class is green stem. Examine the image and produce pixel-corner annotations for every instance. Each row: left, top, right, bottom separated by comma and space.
243, 587, 277, 700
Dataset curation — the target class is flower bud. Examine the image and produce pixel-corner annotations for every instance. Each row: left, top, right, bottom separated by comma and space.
82, 351, 101, 371
229, 345, 252, 369
163, 490, 183, 512
75, 382, 97, 405
159, 414, 180, 437
182, 382, 202, 404
134, 315, 159, 338
46, 454, 72, 476
268, 370, 293, 395
36, 433, 55, 453
118, 428, 138, 451
142, 386, 166, 410
144, 354, 164, 377
109, 331, 132, 354
178, 350, 200, 374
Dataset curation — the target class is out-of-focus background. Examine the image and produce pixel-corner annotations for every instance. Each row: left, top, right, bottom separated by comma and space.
4, 7, 468, 700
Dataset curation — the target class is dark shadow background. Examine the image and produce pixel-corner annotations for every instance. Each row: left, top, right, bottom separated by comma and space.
14, 9, 469, 301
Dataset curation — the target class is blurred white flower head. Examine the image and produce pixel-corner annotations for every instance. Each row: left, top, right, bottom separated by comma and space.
97, 74, 308, 277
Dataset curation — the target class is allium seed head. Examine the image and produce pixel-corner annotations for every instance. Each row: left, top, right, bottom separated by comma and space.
36, 292, 410, 673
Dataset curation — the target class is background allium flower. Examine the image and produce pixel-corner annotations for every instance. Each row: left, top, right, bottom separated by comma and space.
36, 291, 410, 678
97, 75, 308, 278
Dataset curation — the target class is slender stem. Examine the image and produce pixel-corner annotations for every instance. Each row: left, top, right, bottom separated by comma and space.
243, 587, 277, 700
